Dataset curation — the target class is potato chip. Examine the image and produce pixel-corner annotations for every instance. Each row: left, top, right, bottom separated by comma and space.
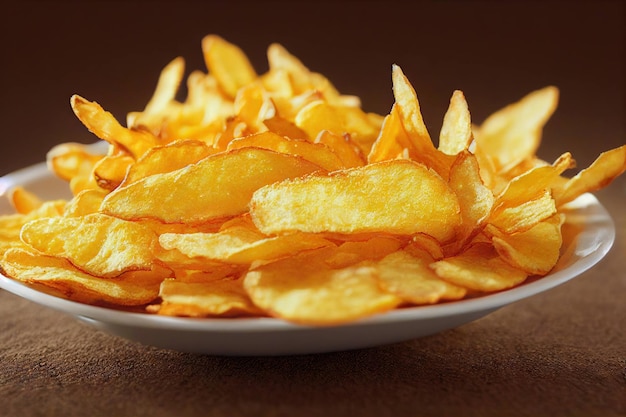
474, 86, 559, 173
554, 145, 626, 206
431, 243, 528, 292
10, 186, 43, 214
446, 151, 494, 253
20, 213, 160, 277
227, 131, 345, 171
63, 188, 108, 217
101, 147, 324, 224
488, 188, 556, 234
314, 130, 366, 169
121, 139, 217, 186
202, 34, 257, 99
251, 159, 461, 242
0, 200, 66, 253
158, 226, 334, 265
376, 250, 466, 304
488, 214, 564, 275
154, 278, 263, 317
438, 90, 473, 156
71, 95, 159, 159
1, 247, 165, 306
244, 252, 401, 325
127, 56, 186, 130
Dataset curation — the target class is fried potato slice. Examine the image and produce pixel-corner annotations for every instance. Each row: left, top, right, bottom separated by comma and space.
127, 56, 186, 130
1, 247, 165, 306
46, 142, 104, 182
390, 65, 454, 177
20, 213, 160, 277
202, 34, 257, 99
446, 151, 494, 253
489, 188, 556, 234
92, 151, 134, 191
314, 130, 366, 169
438, 90, 473, 156
474, 86, 559, 173
121, 139, 217, 186
9, 187, 43, 214
250, 159, 461, 242
63, 189, 108, 217
244, 253, 402, 325
376, 250, 467, 304
71, 95, 159, 159
153, 278, 264, 317
227, 131, 345, 171
101, 147, 324, 224
488, 214, 564, 275
159, 227, 334, 265
431, 243, 528, 292
0, 201, 66, 253
554, 145, 626, 206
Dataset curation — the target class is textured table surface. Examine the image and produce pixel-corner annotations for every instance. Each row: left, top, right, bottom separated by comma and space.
1, 2, 624, 416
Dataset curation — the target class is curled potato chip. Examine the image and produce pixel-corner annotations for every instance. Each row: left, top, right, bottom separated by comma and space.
202, 34, 257, 99
376, 250, 466, 304
154, 278, 263, 317
1, 248, 165, 306
244, 252, 401, 325
438, 90, 473, 156
474, 86, 559, 173
227, 131, 346, 171
431, 243, 528, 292
9, 187, 43, 214
20, 213, 160, 277
488, 214, 564, 275
250, 159, 461, 242
101, 147, 324, 224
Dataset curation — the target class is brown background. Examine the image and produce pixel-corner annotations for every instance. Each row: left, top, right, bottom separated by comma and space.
1, 1, 625, 416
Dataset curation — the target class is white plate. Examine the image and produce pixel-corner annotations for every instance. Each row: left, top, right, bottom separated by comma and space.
0, 161, 616, 356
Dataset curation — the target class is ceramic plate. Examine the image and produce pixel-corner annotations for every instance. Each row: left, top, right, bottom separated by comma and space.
0, 161, 616, 356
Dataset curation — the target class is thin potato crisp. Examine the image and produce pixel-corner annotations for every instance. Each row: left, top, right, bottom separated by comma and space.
0, 34, 624, 323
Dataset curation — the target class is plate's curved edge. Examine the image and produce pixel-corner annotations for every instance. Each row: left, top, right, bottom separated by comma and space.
0, 160, 618, 335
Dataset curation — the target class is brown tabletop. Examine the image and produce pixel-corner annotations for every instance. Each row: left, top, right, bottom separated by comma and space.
1, 2, 625, 416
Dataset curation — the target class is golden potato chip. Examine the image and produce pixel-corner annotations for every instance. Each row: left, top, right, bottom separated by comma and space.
376, 250, 467, 304
389, 65, 454, 177
262, 114, 308, 140
315, 130, 366, 169
488, 188, 556, 234
446, 151, 494, 253
101, 147, 323, 224
367, 104, 410, 163
158, 226, 334, 265
1, 247, 165, 306
554, 145, 626, 206
9, 186, 43, 214
20, 213, 160, 277
227, 131, 345, 171
438, 90, 473, 156
154, 278, 263, 317
0, 200, 66, 253
431, 243, 528, 292
250, 159, 461, 242
474, 86, 559, 173
202, 34, 257, 99
127, 56, 186, 130
244, 253, 401, 325
488, 214, 564, 275
121, 139, 217, 186
320, 236, 403, 268
71, 95, 159, 159
92, 151, 134, 191
63, 188, 108, 217
46, 142, 103, 182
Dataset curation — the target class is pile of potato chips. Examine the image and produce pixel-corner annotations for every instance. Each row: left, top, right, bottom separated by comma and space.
1, 35, 624, 325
